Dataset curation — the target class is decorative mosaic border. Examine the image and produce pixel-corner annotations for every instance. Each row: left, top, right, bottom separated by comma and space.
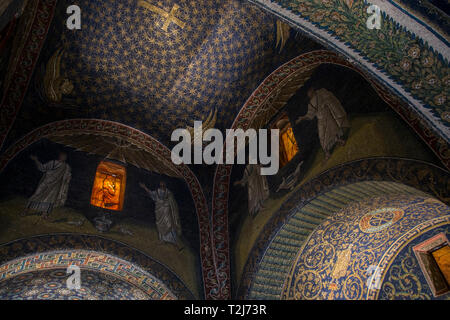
386, 0, 449, 37
212, 49, 450, 298
236, 158, 450, 299
1, 1, 448, 301
0, 234, 195, 299
248, 0, 450, 140
0, 250, 176, 300
0, 119, 221, 299
368, 0, 448, 49
0, 0, 57, 150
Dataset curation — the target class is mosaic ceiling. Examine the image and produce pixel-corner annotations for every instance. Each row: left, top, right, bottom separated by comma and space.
0, 269, 151, 300
283, 195, 450, 300
4, 0, 321, 149
0, 0, 448, 301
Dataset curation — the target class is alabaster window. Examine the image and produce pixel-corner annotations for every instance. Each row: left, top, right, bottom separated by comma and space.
90, 161, 127, 211
413, 233, 450, 297
274, 114, 299, 168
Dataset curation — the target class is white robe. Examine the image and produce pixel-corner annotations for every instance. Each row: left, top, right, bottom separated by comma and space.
304, 88, 349, 153
27, 160, 71, 214
240, 164, 270, 217
147, 188, 181, 244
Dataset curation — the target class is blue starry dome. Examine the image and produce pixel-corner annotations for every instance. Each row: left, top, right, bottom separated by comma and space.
53, 0, 302, 143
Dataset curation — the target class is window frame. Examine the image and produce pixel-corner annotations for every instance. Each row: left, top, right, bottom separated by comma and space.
413, 232, 450, 297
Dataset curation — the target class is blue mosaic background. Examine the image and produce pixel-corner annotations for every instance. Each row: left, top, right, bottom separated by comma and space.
0, 268, 150, 300
4, 0, 321, 148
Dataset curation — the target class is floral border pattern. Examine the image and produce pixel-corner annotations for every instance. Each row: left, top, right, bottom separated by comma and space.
0, 0, 57, 150
249, 0, 449, 138
0, 234, 195, 299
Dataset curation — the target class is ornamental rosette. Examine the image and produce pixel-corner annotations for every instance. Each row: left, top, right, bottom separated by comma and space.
400, 58, 412, 71
433, 94, 446, 106
421, 55, 434, 68
441, 111, 450, 122
426, 74, 440, 86
442, 75, 450, 88
407, 46, 421, 59
412, 81, 422, 90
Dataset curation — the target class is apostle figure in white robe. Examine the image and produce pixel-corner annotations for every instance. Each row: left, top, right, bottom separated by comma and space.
296, 87, 349, 160
22, 152, 71, 219
139, 181, 182, 248
234, 164, 270, 217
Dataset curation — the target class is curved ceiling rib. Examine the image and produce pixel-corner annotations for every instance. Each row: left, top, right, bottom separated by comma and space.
211, 49, 450, 298
0, 234, 197, 299
0, 0, 448, 301
0, 118, 221, 299
247, 0, 450, 141
48, 131, 181, 178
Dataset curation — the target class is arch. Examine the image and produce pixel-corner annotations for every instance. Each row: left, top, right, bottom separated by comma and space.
0, 119, 220, 299
0, 0, 447, 300
282, 196, 449, 300
237, 158, 450, 299
0, 0, 56, 150
0, 234, 195, 299
212, 49, 450, 298
247, 0, 449, 138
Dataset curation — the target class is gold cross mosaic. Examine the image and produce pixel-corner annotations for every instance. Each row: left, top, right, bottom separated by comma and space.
138, 1, 186, 32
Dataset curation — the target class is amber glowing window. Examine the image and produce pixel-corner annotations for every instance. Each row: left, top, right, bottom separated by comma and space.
274, 115, 299, 168
431, 245, 450, 285
413, 233, 450, 296
90, 161, 127, 211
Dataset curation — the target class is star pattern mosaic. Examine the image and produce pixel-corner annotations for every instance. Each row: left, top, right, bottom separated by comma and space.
5, 0, 320, 147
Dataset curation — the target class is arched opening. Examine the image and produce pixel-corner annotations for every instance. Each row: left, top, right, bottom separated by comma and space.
0, 234, 195, 300
237, 158, 450, 299
0, 119, 214, 299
